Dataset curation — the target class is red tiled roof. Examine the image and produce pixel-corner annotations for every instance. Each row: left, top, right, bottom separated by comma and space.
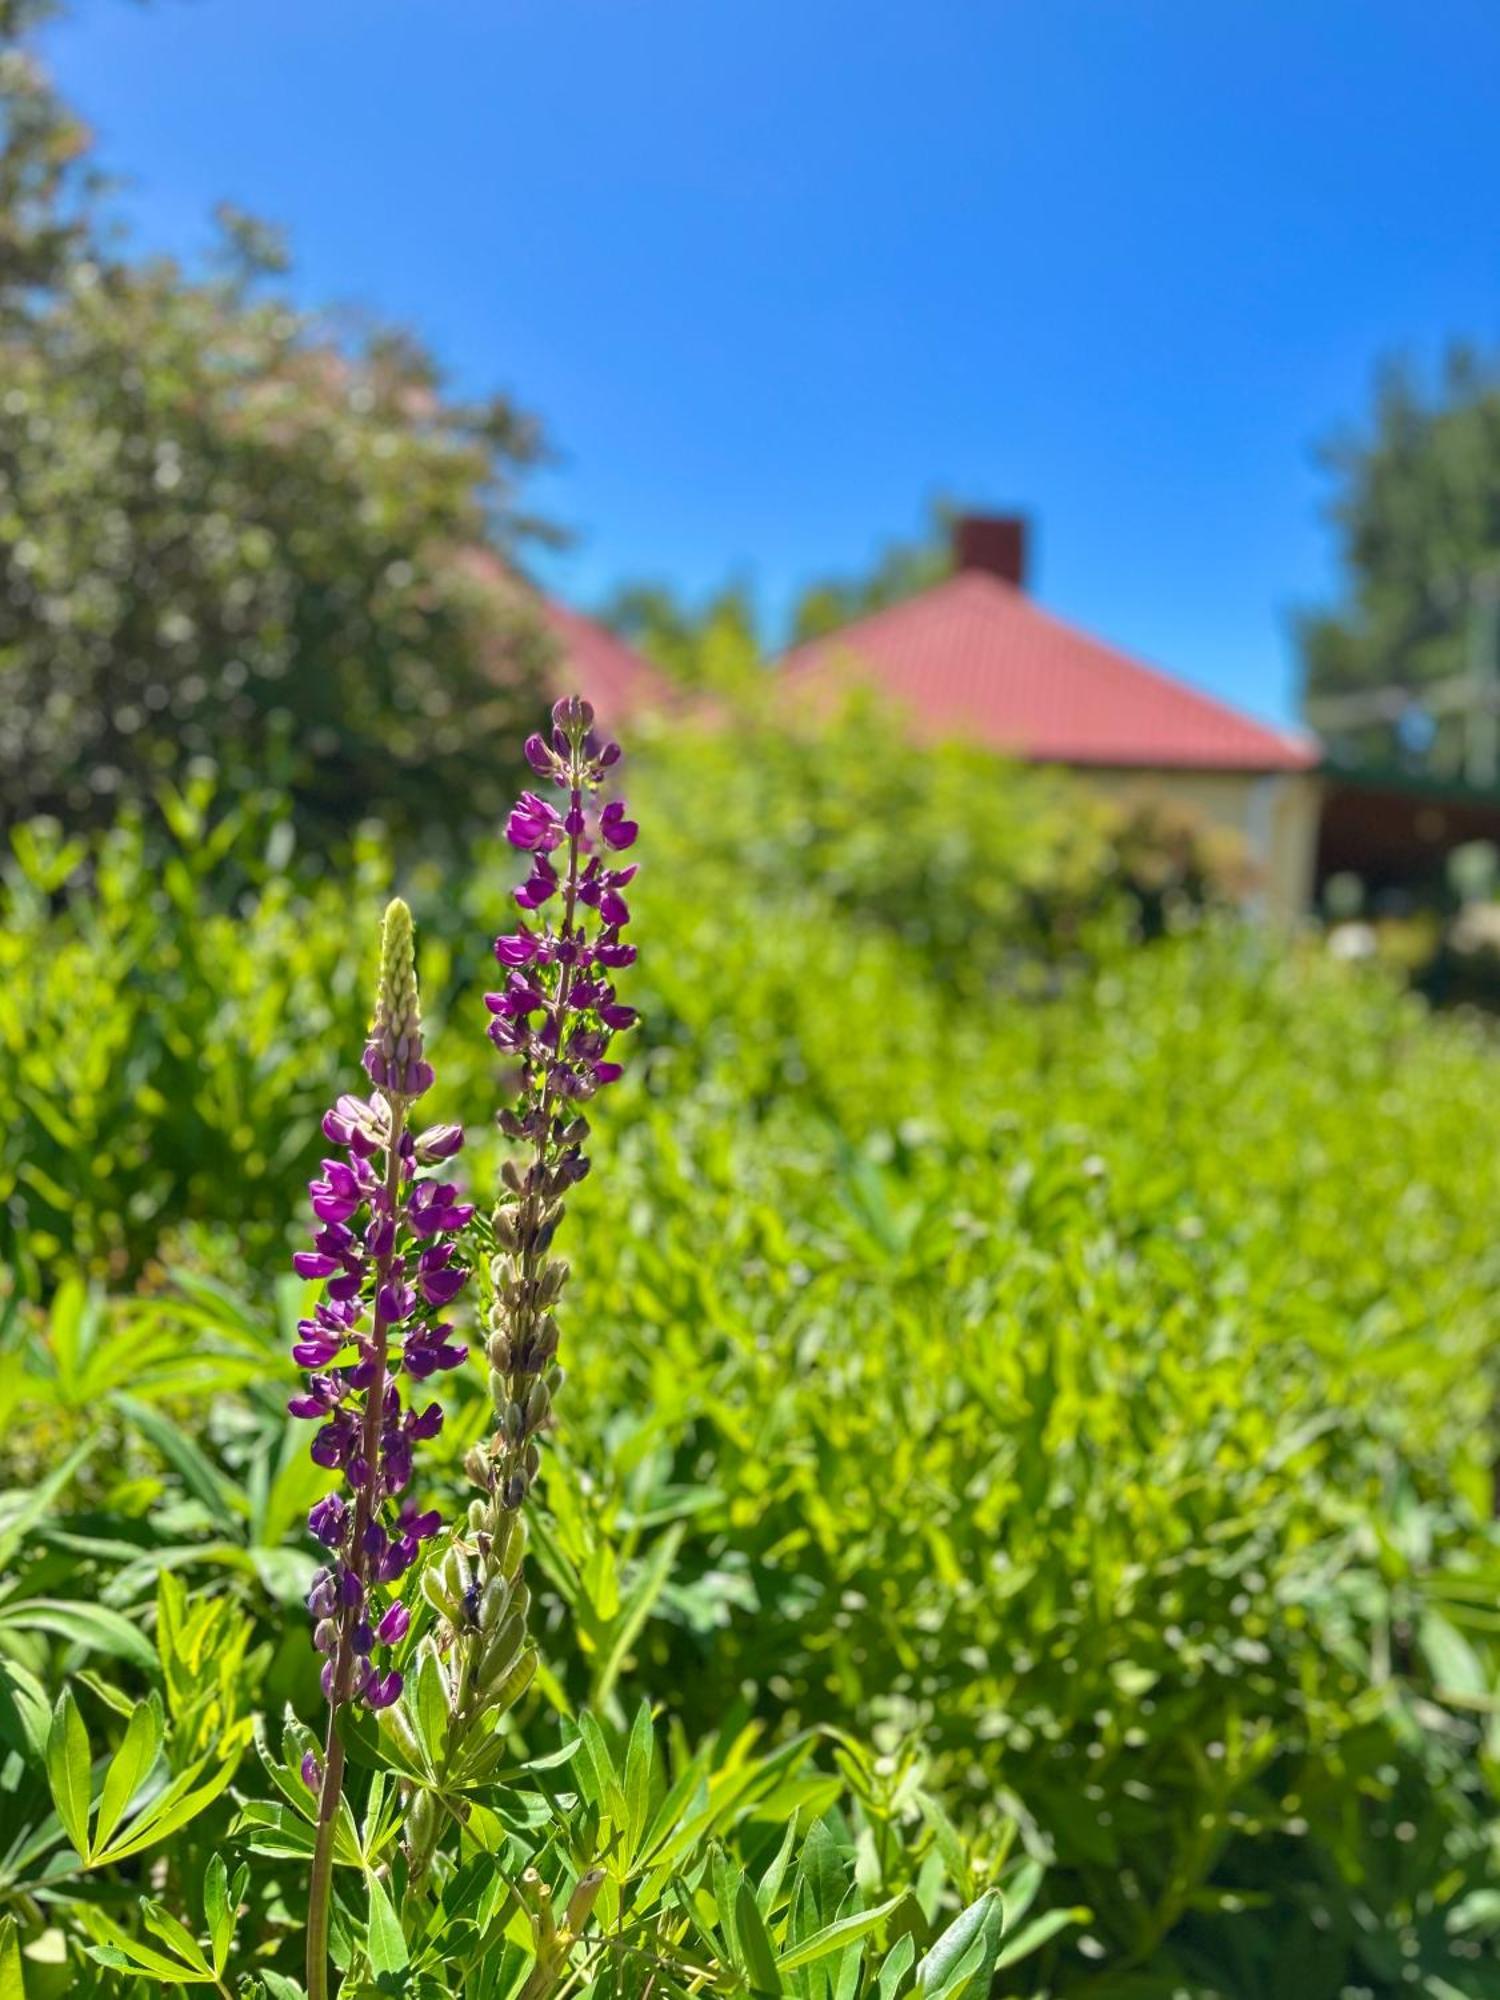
778, 570, 1316, 773
540, 599, 674, 726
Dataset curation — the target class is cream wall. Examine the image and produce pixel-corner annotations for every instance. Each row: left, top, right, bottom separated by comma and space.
1071, 766, 1322, 922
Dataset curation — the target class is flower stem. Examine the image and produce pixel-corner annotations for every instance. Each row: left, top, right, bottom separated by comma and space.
306, 1094, 408, 2000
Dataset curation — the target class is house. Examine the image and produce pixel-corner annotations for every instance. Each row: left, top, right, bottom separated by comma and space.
777, 515, 1321, 919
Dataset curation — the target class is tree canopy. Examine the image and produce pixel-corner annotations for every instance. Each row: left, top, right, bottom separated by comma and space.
1299, 347, 1500, 776
0, 0, 556, 849
596, 505, 955, 688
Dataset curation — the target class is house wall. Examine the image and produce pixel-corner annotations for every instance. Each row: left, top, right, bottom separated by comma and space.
1070, 766, 1323, 921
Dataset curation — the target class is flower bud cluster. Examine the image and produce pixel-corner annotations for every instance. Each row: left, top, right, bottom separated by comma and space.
438, 697, 639, 1731
291, 899, 472, 1715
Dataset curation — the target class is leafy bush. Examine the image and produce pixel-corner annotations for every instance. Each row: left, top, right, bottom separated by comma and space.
0, 4, 554, 849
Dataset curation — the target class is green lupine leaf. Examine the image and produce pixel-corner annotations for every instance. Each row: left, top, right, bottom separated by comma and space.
878, 1934, 917, 2000
93, 1753, 238, 1866
0, 1913, 25, 2000
2, 1600, 155, 1671
735, 1877, 782, 1994
366, 1870, 409, 1977
141, 1901, 215, 1977
45, 1687, 91, 1862
777, 1895, 903, 1971
0, 1433, 99, 1572
592, 1523, 684, 1711
916, 1891, 1005, 1998
94, 1699, 163, 1854
202, 1853, 238, 1975
992, 1905, 1087, 1968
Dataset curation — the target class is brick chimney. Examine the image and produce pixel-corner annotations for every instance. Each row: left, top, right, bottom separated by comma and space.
952, 513, 1028, 590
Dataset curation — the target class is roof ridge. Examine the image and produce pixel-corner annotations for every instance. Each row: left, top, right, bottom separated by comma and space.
776, 568, 1315, 772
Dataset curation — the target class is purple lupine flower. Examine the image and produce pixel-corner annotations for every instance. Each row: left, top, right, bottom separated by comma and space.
393, 698, 641, 1893
290, 899, 464, 1715
469, 695, 640, 1525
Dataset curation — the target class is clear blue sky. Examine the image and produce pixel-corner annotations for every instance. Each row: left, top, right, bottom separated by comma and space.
43, 0, 1500, 726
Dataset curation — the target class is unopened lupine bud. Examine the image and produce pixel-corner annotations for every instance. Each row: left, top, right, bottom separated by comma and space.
364, 898, 434, 1100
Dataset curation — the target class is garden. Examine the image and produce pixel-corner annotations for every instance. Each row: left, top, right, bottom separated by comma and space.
5, 694, 1500, 1999
7, 6, 1500, 1989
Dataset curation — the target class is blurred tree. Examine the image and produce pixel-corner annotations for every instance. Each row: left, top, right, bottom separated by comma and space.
596, 578, 761, 691
788, 502, 953, 642
1299, 348, 1500, 778
0, 2, 557, 849
598, 503, 956, 686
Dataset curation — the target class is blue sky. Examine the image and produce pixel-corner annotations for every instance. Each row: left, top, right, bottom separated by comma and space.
44, 0, 1500, 726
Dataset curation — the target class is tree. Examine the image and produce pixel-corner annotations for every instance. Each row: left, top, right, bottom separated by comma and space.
596, 579, 761, 691
1299, 348, 1500, 776
0, 2, 556, 849
787, 504, 953, 644
597, 503, 955, 686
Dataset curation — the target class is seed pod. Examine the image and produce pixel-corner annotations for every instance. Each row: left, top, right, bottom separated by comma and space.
539, 1259, 569, 1304
468, 1497, 487, 1532
478, 1574, 509, 1630
499, 1512, 528, 1578
404, 1784, 437, 1859
382, 1699, 427, 1772
525, 1378, 551, 1430
463, 1444, 489, 1487
480, 1612, 525, 1689
441, 1544, 472, 1603
421, 1567, 459, 1618
485, 1642, 537, 1713
487, 1330, 513, 1372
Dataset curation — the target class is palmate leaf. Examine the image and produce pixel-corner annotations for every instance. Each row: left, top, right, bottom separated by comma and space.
92, 1747, 240, 1868
0, 1658, 52, 1765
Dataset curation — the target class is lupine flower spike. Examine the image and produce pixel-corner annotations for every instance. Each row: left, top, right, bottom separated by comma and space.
299, 898, 471, 2000
407, 696, 638, 1879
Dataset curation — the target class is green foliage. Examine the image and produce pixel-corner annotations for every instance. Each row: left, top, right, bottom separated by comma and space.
0, 7, 555, 849
1300, 345, 1500, 770
596, 580, 763, 693
787, 503, 954, 645
4, 710, 1500, 1993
